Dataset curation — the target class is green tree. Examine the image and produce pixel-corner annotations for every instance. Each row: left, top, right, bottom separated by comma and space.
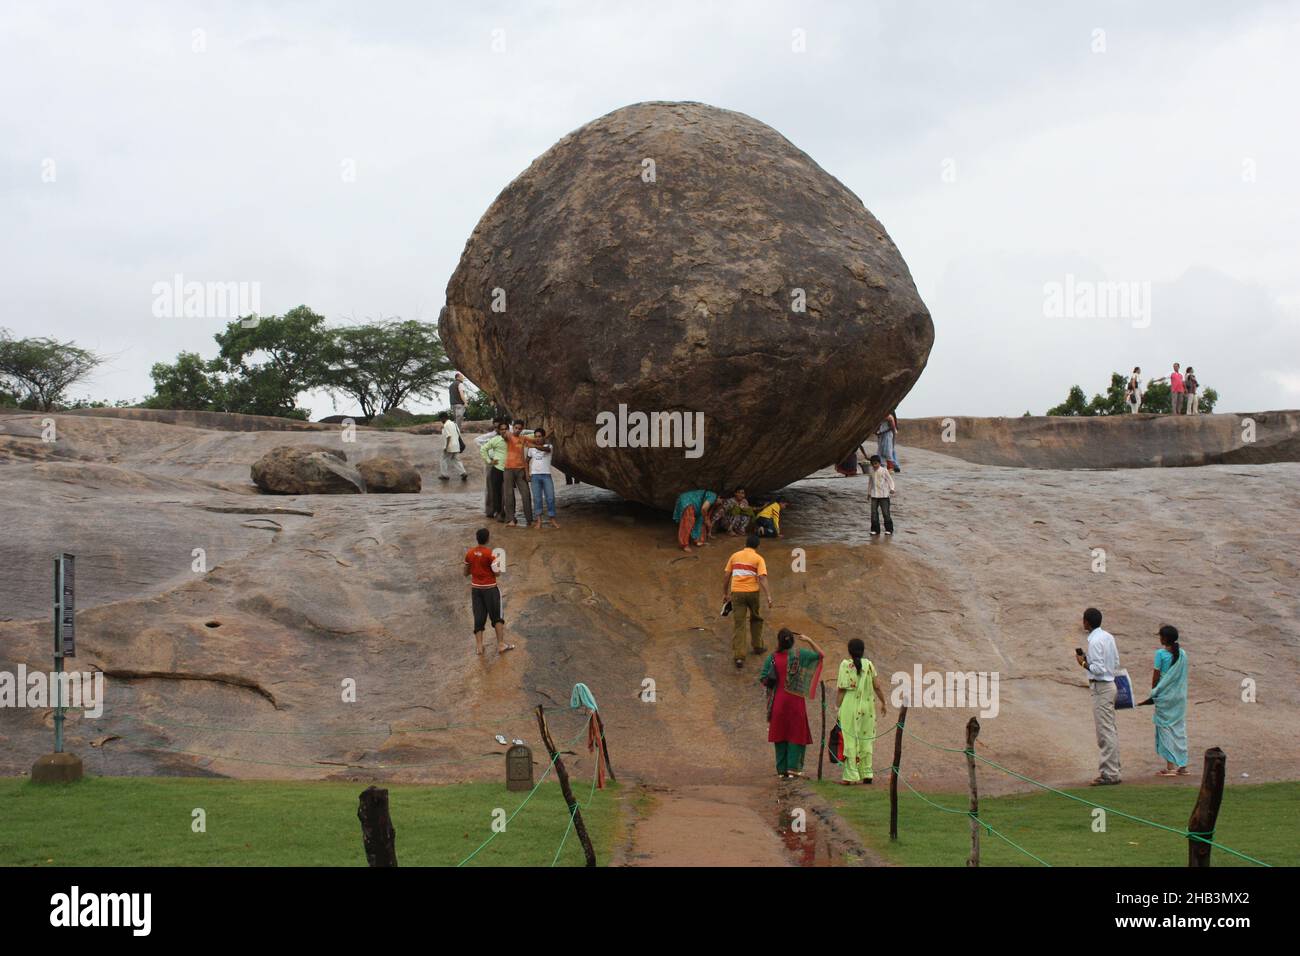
1046, 384, 1091, 416
1198, 388, 1219, 413
1088, 372, 1129, 416
0, 328, 103, 411
142, 352, 224, 411
1142, 379, 1172, 413
323, 320, 451, 419
464, 391, 496, 421
211, 306, 330, 418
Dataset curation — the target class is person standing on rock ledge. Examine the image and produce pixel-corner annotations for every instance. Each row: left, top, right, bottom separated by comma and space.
1076, 607, 1122, 786
877, 410, 901, 473
464, 527, 515, 658
1125, 367, 1143, 413
867, 455, 896, 536
1170, 363, 1186, 415
449, 373, 469, 427
437, 412, 467, 482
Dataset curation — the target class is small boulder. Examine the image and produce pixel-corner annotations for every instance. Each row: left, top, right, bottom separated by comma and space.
357, 457, 422, 493
251, 445, 365, 495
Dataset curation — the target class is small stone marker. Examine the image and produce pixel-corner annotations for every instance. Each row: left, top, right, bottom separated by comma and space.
506, 744, 533, 792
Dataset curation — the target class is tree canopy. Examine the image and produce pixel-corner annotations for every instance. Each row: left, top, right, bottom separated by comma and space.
0, 328, 103, 411
322, 320, 452, 419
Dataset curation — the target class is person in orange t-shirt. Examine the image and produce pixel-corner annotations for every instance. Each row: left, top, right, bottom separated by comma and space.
724, 534, 773, 668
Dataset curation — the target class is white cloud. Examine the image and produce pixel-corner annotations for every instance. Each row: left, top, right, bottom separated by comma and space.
1, 0, 1297, 417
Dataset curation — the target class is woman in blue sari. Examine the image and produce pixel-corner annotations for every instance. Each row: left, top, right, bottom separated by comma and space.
672, 490, 716, 552
1140, 625, 1189, 776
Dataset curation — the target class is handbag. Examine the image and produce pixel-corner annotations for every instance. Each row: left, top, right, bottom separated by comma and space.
1113, 670, 1136, 709
828, 722, 845, 764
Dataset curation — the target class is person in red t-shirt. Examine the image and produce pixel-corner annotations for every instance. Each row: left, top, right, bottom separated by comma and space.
464, 527, 515, 657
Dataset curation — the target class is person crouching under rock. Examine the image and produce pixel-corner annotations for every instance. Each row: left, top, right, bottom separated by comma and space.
673, 489, 716, 552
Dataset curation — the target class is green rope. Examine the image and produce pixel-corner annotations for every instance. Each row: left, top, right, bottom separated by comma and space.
458, 723, 591, 868
971, 753, 1272, 867
890, 729, 1271, 867
895, 775, 969, 814
974, 817, 1051, 866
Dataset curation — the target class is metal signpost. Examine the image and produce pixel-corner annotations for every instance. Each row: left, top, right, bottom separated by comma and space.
53, 553, 77, 753
33, 554, 82, 782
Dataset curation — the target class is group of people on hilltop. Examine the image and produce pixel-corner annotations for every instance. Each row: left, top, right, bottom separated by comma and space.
1125, 362, 1202, 415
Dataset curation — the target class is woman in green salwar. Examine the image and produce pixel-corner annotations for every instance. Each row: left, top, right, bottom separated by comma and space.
835, 638, 887, 784
759, 629, 825, 778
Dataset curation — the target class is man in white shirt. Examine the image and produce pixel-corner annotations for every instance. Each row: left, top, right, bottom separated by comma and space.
1076, 607, 1122, 785
437, 412, 467, 481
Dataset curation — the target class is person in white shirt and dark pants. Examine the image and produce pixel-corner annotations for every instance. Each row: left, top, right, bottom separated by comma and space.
1077, 607, 1122, 785
438, 412, 467, 481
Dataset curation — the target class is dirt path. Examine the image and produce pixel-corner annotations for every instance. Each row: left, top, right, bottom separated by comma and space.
624, 783, 791, 866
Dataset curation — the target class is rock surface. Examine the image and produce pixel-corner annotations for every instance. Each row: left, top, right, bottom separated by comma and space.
898, 410, 1300, 469
1, 410, 1298, 799
250, 445, 365, 495
439, 101, 934, 509
356, 456, 422, 493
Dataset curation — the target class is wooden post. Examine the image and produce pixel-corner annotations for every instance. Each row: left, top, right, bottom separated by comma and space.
357, 785, 398, 867
965, 717, 981, 867
818, 680, 827, 781
594, 710, 616, 783
536, 704, 597, 867
1187, 747, 1226, 867
889, 704, 907, 841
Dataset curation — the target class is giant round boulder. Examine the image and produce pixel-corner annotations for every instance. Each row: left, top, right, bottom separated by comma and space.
439, 101, 933, 509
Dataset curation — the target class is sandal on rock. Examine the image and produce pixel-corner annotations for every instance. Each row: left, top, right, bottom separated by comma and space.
498, 643, 517, 654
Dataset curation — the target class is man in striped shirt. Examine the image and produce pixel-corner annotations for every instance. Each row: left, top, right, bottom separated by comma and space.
724, 534, 773, 669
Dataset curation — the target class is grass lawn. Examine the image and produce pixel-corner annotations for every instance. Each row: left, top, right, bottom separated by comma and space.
0, 776, 623, 867
814, 779, 1295, 867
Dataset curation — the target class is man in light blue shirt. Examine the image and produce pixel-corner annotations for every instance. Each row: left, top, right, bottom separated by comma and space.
1076, 607, 1122, 784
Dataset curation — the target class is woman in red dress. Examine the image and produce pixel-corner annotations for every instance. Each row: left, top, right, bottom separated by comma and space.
759, 628, 825, 778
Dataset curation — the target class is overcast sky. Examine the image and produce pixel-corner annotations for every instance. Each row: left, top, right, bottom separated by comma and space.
3, 0, 1298, 419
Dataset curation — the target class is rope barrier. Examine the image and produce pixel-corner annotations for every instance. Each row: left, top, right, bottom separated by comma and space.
882, 723, 1272, 867
458, 722, 592, 868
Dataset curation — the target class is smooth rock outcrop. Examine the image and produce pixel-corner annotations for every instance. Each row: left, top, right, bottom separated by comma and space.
251, 445, 365, 494
356, 456, 421, 493
899, 411, 1300, 469
439, 101, 934, 508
